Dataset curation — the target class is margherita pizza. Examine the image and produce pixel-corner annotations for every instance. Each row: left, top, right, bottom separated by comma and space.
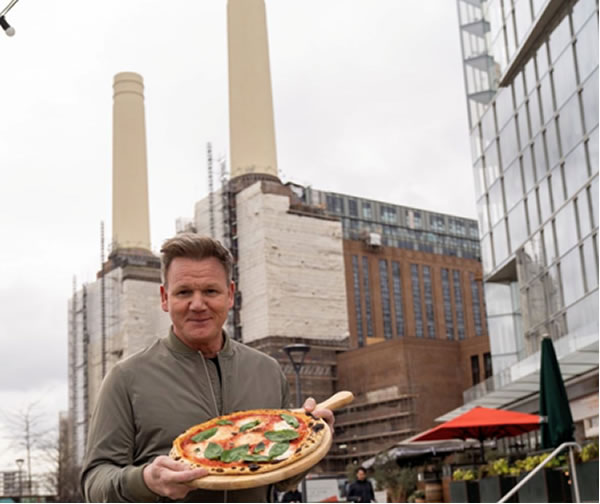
169, 409, 328, 476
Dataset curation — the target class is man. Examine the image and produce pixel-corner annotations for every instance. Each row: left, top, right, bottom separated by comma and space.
81, 233, 334, 502
347, 467, 375, 503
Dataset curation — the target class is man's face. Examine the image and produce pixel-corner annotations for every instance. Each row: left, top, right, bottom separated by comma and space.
160, 257, 234, 352
357, 469, 366, 481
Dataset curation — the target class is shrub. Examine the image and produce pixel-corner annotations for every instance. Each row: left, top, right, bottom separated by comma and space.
452, 468, 476, 481
580, 440, 599, 463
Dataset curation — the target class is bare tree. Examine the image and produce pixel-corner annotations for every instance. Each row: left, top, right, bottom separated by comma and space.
0, 399, 51, 496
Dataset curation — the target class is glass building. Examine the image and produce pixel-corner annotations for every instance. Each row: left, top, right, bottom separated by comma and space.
448, 0, 598, 437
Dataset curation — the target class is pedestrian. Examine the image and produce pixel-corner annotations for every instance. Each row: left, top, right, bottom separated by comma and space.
347, 467, 376, 503
81, 233, 335, 502
281, 486, 303, 502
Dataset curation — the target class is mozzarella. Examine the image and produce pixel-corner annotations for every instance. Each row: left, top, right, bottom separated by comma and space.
272, 420, 291, 431
235, 432, 264, 447
273, 444, 295, 461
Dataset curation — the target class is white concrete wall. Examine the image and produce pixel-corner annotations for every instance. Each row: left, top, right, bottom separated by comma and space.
194, 189, 226, 243
237, 183, 348, 343
70, 268, 170, 439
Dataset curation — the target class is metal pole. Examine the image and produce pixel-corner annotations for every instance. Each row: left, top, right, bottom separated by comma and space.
295, 367, 308, 503
568, 446, 581, 503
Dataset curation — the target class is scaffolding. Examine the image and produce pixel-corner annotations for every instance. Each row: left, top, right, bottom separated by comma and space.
220, 159, 242, 341
207, 143, 215, 238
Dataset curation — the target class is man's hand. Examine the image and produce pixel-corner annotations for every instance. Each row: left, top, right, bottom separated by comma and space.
143, 455, 208, 500
302, 397, 335, 433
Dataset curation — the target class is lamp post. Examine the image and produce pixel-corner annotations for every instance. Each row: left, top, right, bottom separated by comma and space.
15, 458, 24, 498
283, 343, 310, 503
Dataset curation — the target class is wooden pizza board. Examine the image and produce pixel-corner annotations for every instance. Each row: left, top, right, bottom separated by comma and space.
186, 391, 352, 491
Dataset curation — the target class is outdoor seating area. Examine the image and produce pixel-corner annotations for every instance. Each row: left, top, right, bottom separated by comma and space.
363, 337, 599, 503
364, 438, 598, 503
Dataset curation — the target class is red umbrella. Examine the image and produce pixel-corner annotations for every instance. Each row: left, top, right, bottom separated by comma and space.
412, 406, 541, 461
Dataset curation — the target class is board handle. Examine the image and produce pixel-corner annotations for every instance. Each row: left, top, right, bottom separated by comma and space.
292, 390, 354, 413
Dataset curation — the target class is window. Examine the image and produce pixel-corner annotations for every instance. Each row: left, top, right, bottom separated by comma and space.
423, 266, 436, 338
325, 194, 344, 213
410, 264, 423, 338
411, 264, 424, 338
471, 355, 481, 385
379, 260, 392, 340
392, 262, 405, 337
430, 215, 445, 231
362, 202, 373, 219
442, 269, 454, 339
362, 257, 374, 338
352, 256, 364, 347
381, 205, 397, 224
484, 352, 493, 379
348, 199, 358, 217
470, 272, 484, 336
453, 270, 466, 339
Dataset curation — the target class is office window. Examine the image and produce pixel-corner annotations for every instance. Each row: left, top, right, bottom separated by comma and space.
379, 260, 393, 340
484, 352, 493, 379
352, 256, 364, 347
348, 199, 358, 217
471, 355, 481, 385
453, 270, 466, 339
392, 262, 405, 337
470, 272, 484, 336
381, 205, 397, 224
362, 202, 373, 219
430, 215, 445, 231
423, 266, 436, 339
411, 264, 424, 338
326, 194, 344, 214
442, 269, 454, 339
362, 257, 374, 338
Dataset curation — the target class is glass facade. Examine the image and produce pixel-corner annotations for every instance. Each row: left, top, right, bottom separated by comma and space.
299, 187, 481, 259
458, 0, 598, 374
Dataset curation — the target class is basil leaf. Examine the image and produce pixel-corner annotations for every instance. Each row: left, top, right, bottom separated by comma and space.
242, 454, 270, 463
253, 442, 266, 454
191, 427, 218, 442
280, 413, 299, 428
268, 441, 290, 459
204, 442, 223, 460
220, 444, 250, 463
239, 420, 261, 432
265, 429, 299, 442
216, 419, 234, 425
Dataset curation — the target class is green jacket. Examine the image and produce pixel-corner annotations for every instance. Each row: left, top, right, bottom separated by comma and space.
81, 329, 291, 502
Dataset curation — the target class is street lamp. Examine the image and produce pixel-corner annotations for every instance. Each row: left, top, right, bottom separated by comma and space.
15, 458, 24, 498
283, 343, 310, 503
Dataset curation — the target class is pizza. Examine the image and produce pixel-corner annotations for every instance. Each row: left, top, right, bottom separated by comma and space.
169, 409, 328, 476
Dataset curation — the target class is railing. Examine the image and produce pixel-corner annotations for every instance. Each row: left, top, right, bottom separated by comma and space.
497, 442, 581, 503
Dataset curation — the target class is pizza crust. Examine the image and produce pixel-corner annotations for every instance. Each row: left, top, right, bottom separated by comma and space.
169, 409, 328, 476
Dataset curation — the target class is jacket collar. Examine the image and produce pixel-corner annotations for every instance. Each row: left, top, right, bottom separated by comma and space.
165, 326, 234, 358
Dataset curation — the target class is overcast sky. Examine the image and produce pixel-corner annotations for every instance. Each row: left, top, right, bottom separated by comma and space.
0, 0, 476, 473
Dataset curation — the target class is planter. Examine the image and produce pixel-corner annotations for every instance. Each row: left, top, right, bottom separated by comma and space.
517, 468, 570, 503
478, 475, 517, 503
575, 459, 599, 502
424, 481, 443, 503
449, 480, 480, 503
